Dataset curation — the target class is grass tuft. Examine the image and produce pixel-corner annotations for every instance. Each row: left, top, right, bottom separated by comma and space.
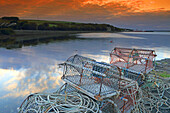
158, 72, 170, 78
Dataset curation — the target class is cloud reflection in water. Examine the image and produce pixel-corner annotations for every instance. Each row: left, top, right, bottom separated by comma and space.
0, 64, 63, 99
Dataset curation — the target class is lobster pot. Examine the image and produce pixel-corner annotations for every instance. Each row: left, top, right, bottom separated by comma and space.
60, 54, 121, 101
110, 47, 157, 74
124, 70, 144, 86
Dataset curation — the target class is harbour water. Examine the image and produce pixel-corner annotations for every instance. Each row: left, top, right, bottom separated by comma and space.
0, 32, 170, 112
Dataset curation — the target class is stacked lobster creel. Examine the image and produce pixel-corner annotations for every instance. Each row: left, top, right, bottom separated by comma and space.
110, 75, 146, 113
110, 47, 170, 113
59, 54, 121, 101
60, 54, 150, 113
62, 55, 145, 113
110, 47, 157, 85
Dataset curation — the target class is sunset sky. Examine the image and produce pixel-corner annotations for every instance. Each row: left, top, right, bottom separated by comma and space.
0, 0, 170, 30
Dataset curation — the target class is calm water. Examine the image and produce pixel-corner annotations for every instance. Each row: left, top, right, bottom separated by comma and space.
0, 32, 170, 112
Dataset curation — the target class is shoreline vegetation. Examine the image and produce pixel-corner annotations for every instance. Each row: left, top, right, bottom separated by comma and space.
0, 16, 132, 49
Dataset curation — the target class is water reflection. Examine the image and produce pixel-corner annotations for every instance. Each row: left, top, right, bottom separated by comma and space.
0, 65, 63, 98
77, 33, 146, 39
0, 32, 169, 112
0, 62, 64, 112
0, 34, 76, 49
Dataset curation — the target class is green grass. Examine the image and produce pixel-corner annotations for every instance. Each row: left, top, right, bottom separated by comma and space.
158, 72, 170, 78
49, 24, 58, 27
0, 18, 75, 25
21, 20, 76, 25
1, 18, 127, 32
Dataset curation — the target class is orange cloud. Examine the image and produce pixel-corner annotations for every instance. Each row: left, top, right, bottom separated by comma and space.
0, 0, 170, 29
0, 0, 169, 17
82, 0, 170, 12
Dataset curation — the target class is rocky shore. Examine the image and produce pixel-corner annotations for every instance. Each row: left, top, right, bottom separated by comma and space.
154, 58, 170, 84
156, 58, 170, 74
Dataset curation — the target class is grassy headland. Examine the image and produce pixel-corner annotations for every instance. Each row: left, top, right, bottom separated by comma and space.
0, 17, 130, 31
0, 17, 132, 49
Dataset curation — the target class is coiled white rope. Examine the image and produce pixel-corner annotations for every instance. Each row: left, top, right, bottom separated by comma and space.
18, 92, 99, 113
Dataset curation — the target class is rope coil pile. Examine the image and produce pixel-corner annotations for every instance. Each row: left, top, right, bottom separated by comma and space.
140, 74, 170, 113
18, 92, 99, 113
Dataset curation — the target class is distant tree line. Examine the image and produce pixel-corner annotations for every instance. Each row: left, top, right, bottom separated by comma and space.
1, 16, 128, 32
10, 22, 125, 31
2, 17, 19, 21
